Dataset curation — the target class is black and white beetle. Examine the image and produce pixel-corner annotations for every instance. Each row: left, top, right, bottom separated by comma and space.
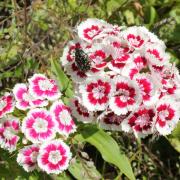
74, 48, 91, 72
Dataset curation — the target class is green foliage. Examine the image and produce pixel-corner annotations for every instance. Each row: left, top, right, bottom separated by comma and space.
75, 125, 135, 180
0, 0, 180, 179
168, 122, 180, 152
51, 58, 73, 98
69, 156, 102, 180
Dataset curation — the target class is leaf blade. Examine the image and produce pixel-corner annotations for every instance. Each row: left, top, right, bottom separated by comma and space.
75, 125, 135, 180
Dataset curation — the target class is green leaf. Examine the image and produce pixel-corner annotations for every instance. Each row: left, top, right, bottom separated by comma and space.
51, 173, 72, 180
75, 125, 135, 180
69, 157, 101, 180
106, 0, 126, 16
168, 24, 180, 43
144, 6, 158, 25
171, 122, 180, 139
51, 58, 73, 98
123, 10, 135, 25
168, 138, 180, 153
167, 122, 180, 152
169, 5, 180, 24
68, 0, 78, 9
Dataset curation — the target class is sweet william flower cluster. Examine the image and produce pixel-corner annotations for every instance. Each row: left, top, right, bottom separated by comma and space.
0, 74, 76, 174
61, 18, 180, 138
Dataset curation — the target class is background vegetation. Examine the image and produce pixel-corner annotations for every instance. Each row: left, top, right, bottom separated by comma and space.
0, 0, 180, 179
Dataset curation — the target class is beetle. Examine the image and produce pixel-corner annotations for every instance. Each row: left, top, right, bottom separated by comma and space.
74, 48, 91, 72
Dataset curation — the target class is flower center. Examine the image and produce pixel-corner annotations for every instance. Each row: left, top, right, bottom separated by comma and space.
33, 118, 48, 133
59, 110, 72, 125
23, 93, 33, 102
0, 100, 7, 111
48, 150, 62, 164
118, 89, 129, 102
92, 86, 105, 99
39, 80, 53, 91
159, 110, 169, 120
92, 55, 103, 64
30, 151, 38, 162
88, 29, 97, 37
136, 114, 150, 127
3, 127, 15, 140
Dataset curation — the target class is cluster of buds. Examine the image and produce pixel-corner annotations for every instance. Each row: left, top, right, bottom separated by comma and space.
0, 74, 75, 174
61, 18, 180, 138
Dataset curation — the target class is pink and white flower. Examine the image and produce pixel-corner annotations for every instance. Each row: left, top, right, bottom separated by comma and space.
37, 140, 72, 174
154, 97, 180, 135
121, 62, 139, 80
88, 44, 108, 69
109, 76, 141, 115
79, 76, 114, 111
17, 145, 39, 172
145, 43, 169, 66
95, 25, 121, 39
77, 18, 109, 42
0, 93, 14, 118
60, 18, 180, 138
65, 62, 87, 82
121, 107, 155, 137
133, 53, 147, 71
98, 111, 127, 131
50, 101, 76, 136
122, 26, 148, 49
108, 54, 132, 74
102, 36, 129, 60
0, 116, 20, 152
70, 98, 95, 123
61, 41, 82, 66
29, 74, 61, 101
134, 74, 158, 106
22, 108, 57, 143
13, 83, 48, 110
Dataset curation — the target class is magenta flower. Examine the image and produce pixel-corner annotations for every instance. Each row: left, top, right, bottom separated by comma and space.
29, 74, 61, 101
22, 108, 57, 143
17, 144, 40, 172
37, 140, 72, 174
0, 93, 14, 118
0, 116, 20, 152
50, 101, 76, 136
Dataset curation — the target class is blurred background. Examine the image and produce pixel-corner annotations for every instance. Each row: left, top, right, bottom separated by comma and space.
0, 0, 180, 179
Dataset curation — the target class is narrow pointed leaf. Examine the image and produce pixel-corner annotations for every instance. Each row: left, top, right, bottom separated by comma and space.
75, 125, 135, 180
51, 58, 73, 98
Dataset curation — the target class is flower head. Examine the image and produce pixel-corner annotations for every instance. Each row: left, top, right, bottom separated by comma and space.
77, 18, 109, 42
60, 18, 180, 139
0, 93, 14, 118
79, 76, 114, 111
61, 41, 82, 66
154, 97, 180, 135
98, 111, 127, 131
13, 83, 48, 110
0, 116, 20, 152
70, 98, 95, 123
109, 76, 141, 115
122, 107, 155, 138
134, 74, 158, 106
37, 140, 72, 174
145, 43, 168, 66
17, 145, 39, 172
29, 74, 61, 101
122, 26, 148, 49
22, 108, 57, 143
50, 101, 76, 136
